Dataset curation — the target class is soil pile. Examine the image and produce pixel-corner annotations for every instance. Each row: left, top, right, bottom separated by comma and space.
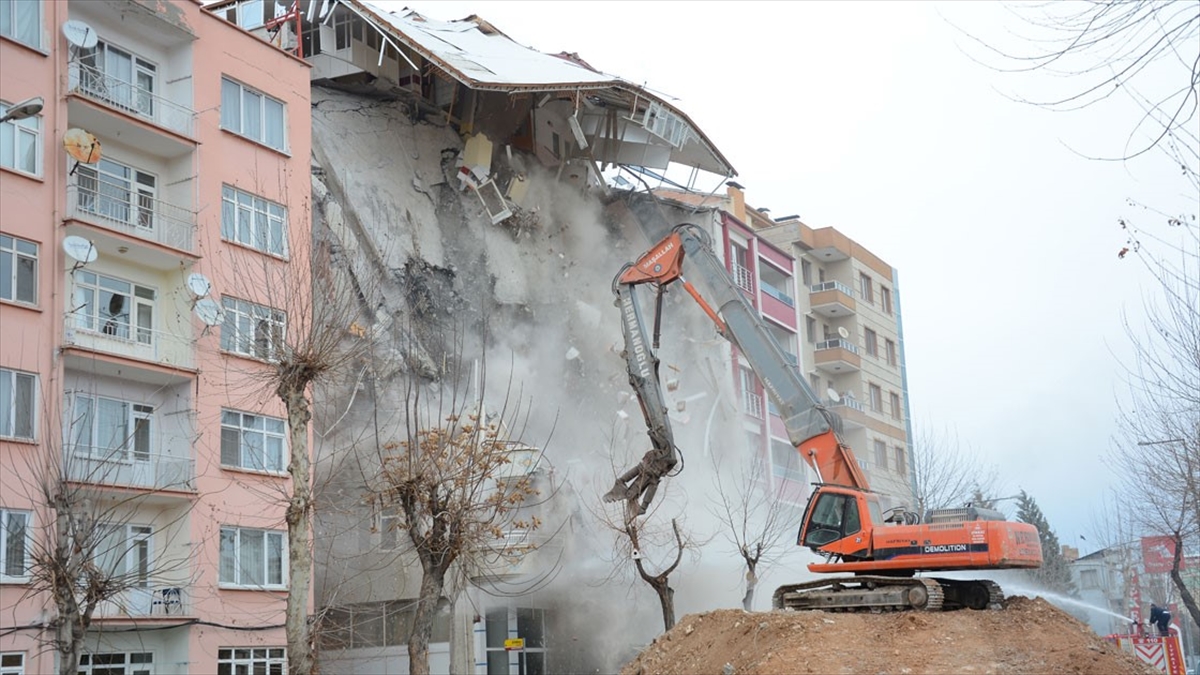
621, 596, 1157, 675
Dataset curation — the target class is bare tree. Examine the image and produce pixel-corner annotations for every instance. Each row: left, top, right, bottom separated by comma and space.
910, 424, 1002, 515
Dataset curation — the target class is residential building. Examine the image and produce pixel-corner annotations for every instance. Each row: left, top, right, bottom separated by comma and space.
1, 1, 311, 673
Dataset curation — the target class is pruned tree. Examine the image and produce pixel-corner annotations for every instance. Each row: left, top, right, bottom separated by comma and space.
1015, 489, 1077, 596
624, 517, 687, 631
910, 423, 1002, 515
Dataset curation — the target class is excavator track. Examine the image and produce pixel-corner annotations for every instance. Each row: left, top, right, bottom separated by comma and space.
772, 576, 944, 613
931, 578, 1006, 610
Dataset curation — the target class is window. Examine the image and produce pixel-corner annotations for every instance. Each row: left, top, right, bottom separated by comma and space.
1080, 569, 1099, 589
76, 158, 157, 231
881, 286, 893, 315
0, 652, 24, 675
68, 394, 152, 461
221, 77, 286, 151
894, 446, 907, 475
0, 368, 36, 440
885, 338, 897, 366
808, 373, 821, 395
333, 10, 352, 50
0, 0, 39, 47
220, 527, 285, 588
771, 440, 804, 481
377, 505, 401, 551
873, 439, 888, 471
93, 524, 151, 586
221, 297, 286, 361
730, 243, 752, 292
0, 234, 36, 304
221, 410, 286, 472
0, 100, 40, 175
218, 648, 285, 675
800, 259, 812, 286
78, 41, 157, 118
221, 185, 287, 255
859, 272, 873, 305
864, 328, 878, 357
739, 367, 762, 419
72, 271, 155, 344
868, 383, 882, 413
78, 652, 152, 675
1, 509, 30, 581
805, 315, 816, 344
889, 391, 902, 420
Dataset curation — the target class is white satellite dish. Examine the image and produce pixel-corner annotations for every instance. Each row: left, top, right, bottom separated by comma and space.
62, 20, 98, 49
63, 236, 97, 264
194, 298, 223, 326
837, 326, 850, 340
186, 273, 212, 298
826, 388, 841, 404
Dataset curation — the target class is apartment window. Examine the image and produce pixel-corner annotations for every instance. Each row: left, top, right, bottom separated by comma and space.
800, 259, 812, 286
0, 235, 36, 304
220, 297, 286, 361
1, 509, 30, 581
221, 185, 287, 256
1080, 569, 1099, 589
78, 41, 157, 118
881, 286, 893, 315
219, 527, 285, 588
72, 271, 156, 344
333, 10, 353, 50
76, 158, 157, 231
864, 328, 878, 357
894, 446, 907, 475
221, 77, 286, 151
68, 394, 152, 461
94, 524, 151, 586
868, 383, 883, 413
889, 391, 902, 420
218, 648, 285, 675
805, 315, 816, 345
740, 367, 763, 419
859, 272, 873, 305
0, 0, 39, 48
221, 410, 286, 472
873, 439, 888, 471
730, 243, 753, 292
78, 652, 153, 675
377, 505, 401, 551
0, 652, 25, 675
0, 368, 36, 440
0, 101, 40, 175
885, 338, 897, 367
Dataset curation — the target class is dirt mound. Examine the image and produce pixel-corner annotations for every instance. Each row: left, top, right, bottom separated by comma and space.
622, 596, 1156, 675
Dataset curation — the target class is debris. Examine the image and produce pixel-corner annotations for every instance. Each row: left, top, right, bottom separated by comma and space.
565, 347, 580, 361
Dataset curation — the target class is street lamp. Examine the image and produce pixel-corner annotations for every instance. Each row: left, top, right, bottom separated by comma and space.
0, 96, 44, 124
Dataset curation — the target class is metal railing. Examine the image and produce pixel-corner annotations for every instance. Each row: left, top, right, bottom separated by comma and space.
64, 448, 196, 492
68, 62, 195, 137
97, 585, 189, 617
815, 338, 860, 354
760, 280, 795, 307
67, 182, 196, 252
825, 396, 864, 412
742, 389, 764, 419
63, 313, 196, 370
731, 263, 754, 293
810, 280, 855, 297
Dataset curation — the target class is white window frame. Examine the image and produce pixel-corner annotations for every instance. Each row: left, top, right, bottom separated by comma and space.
0, 0, 40, 49
859, 272, 874, 305
864, 327, 877, 357
218, 648, 286, 675
0, 367, 36, 441
78, 40, 157, 119
377, 505, 401, 551
739, 367, 762, 419
76, 157, 158, 231
885, 338, 897, 367
881, 286, 893, 315
220, 296, 286, 362
220, 409, 287, 473
889, 391, 902, 421
221, 77, 287, 151
0, 652, 24, 675
93, 524, 152, 586
221, 185, 288, 256
78, 651, 153, 675
68, 393, 153, 462
72, 270, 156, 345
873, 439, 888, 471
0, 234, 37, 305
0, 508, 31, 582
0, 101, 41, 176
219, 527, 285, 589
893, 446, 907, 475
868, 383, 883, 413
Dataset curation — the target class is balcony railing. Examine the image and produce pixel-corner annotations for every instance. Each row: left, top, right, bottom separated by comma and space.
815, 338, 860, 354
67, 182, 196, 253
810, 280, 856, 297
760, 281, 795, 307
825, 396, 864, 412
97, 585, 189, 618
742, 390, 764, 419
68, 62, 195, 137
63, 313, 196, 370
64, 448, 196, 492
731, 263, 754, 293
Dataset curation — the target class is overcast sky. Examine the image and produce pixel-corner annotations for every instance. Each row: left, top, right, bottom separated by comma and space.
386, 0, 1193, 551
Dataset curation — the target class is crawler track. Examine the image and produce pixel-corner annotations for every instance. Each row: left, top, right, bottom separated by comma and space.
773, 577, 1007, 613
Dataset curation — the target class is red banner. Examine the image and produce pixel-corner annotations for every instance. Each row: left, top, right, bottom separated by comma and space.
1142, 536, 1179, 574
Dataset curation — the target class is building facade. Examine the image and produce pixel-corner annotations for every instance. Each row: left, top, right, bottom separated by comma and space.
1, 1, 311, 673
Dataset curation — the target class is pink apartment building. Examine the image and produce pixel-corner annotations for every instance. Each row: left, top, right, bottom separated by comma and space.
1, 1, 311, 673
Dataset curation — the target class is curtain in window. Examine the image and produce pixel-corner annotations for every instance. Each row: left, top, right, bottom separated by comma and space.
264, 98, 284, 149
221, 78, 241, 132
267, 533, 283, 585
239, 530, 263, 585
72, 395, 95, 452
97, 398, 129, 457
219, 528, 236, 583
3, 511, 26, 576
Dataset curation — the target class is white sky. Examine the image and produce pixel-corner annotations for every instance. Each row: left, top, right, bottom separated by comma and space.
386, 0, 1193, 551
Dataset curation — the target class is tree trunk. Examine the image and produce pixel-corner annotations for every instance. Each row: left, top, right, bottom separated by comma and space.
408, 567, 445, 675
53, 503, 84, 675
742, 560, 758, 612
281, 384, 314, 675
654, 578, 675, 631
1170, 532, 1200, 627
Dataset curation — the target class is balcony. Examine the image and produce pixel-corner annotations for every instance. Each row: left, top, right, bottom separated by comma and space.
824, 396, 867, 429
63, 313, 196, 379
68, 62, 195, 138
810, 280, 856, 318
742, 389, 764, 419
64, 449, 196, 494
731, 263, 754, 294
814, 338, 861, 374
66, 182, 197, 263
95, 585, 190, 619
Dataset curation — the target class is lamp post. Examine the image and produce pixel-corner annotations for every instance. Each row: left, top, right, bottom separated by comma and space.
0, 96, 44, 124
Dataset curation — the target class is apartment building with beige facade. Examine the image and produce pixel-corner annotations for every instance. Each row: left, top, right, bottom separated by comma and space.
1, 1, 311, 673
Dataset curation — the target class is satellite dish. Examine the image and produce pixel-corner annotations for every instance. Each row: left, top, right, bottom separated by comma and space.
837, 326, 850, 340
63, 236, 97, 264
64, 128, 102, 164
194, 298, 223, 326
62, 20, 98, 50
826, 388, 841, 404
186, 273, 212, 298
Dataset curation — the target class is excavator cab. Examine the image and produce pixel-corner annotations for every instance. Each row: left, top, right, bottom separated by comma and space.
798, 487, 884, 560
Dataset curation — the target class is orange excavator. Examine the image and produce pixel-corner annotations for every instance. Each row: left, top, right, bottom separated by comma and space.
604, 223, 1043, 611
